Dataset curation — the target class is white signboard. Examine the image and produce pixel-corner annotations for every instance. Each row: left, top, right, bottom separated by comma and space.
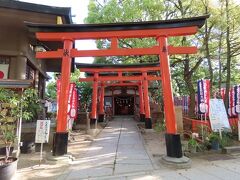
209, 99, 231, 132
35, 120, 51, 143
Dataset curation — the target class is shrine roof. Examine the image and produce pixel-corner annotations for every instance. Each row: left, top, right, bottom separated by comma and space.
25, 15, 209, 33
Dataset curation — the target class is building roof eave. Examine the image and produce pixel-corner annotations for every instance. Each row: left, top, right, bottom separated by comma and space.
0, 0, 72, 24
25, 15, 209, 33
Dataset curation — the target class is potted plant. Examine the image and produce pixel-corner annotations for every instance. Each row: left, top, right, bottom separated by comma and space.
188, 138, 199, 153
0, 88, 20, 180
209, 132, 220, 150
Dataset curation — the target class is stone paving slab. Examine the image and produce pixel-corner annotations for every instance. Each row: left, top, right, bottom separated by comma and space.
175, 168, 221, 180
114, 163, 153, 174
66, 165, 113, 179
197, 165, 240, 180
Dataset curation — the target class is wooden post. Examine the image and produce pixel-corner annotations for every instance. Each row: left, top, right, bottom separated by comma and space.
91, 72, 99, 128
53, 39, 73, 156
99, 83, 105, 122
138, 82, 145, 122
143, 72, 152, 129
158, 36, 182, 158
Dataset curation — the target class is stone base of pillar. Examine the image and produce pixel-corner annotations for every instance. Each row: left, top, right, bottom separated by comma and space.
145, 118, 152, 129
165, 133, 183, 158
140, 114, 145, 122
98, 114, 104, 122
161, 155, 191, 169
52, 132, 68, 156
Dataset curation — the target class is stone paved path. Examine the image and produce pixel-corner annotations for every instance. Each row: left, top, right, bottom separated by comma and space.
64, 116, 154, 179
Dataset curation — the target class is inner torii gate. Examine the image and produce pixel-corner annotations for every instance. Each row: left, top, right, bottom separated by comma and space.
77, 62, 161, 128
27, 15, 208, 158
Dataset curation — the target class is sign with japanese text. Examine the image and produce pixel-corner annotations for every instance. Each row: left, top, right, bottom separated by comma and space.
35, 120, 51, 143
234, 85, 240, 114
209, 99, 231, 132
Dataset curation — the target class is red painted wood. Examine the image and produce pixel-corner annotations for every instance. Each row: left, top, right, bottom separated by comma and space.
36, 26, 198, 41
91, 73, 99, 119
99, 83, 105, 114
168, 46, 197, 55
36, 45, 197, 59
104, 82, 138, 87
56, 40, 73, 132
158, 37, 177, 134
71, 47, 160, 57
138, 82, 145, 115
79, 75, 161, 82
111, 38, 118, 49
143, 72, 151, 119
78, 66, 161, 72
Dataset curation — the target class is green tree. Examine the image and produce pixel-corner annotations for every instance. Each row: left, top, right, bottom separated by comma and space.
86, 0, 240, 116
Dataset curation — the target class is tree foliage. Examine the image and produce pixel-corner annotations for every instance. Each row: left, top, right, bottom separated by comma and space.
85, 0, 240, 115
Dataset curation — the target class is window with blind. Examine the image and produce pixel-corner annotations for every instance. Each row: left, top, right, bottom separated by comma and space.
25, 63, 35, 80
0, 56, 11, 64
38, 74, 45, 99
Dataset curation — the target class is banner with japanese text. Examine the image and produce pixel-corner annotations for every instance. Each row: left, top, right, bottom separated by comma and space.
234, 85, 240, 114
197, 79, 210, 115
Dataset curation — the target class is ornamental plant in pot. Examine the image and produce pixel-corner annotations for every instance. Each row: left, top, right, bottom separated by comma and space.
0, 88, 20, 180
209, 132, 220, 150
188, 138, 199, 153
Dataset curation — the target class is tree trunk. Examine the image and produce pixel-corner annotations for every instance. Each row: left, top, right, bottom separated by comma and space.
218, 33, 223, 92
204, 1, 213, 96
184, 75, 196, 117
224, 0, 231, 109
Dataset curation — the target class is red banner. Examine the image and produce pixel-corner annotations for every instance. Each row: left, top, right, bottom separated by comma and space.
56, 81, 78, 120
67, 83, 75, 115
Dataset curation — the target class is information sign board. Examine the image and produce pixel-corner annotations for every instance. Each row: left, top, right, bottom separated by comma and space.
209, 99, 231, 132
35, 120, 51, 143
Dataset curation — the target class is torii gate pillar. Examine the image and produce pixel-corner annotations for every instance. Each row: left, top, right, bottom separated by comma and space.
53, 39, 73, 156
158, 37, 182, 158
143, 72, 152, 129
90, 72, 99, 128
138, 82, 145, 122
98, 83, 105, 122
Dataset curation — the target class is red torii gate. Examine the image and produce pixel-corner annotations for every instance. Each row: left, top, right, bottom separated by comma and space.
101, 82, 145, 121
26, 15, 208, 158
77, 62, 161, 127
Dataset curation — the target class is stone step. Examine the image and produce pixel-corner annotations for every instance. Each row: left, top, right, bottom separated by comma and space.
222, 146, 240, 154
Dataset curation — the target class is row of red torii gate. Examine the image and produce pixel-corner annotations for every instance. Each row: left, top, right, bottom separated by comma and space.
26, 14, 209, 159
